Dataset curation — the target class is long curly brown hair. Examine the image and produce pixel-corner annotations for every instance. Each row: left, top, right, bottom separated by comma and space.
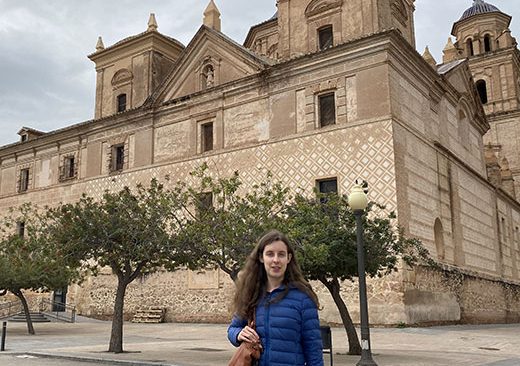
231, 230, 320, 320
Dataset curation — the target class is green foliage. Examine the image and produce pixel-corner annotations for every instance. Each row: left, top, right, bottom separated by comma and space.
286, 192, 432, 282
46, 178, 182, 278
173, 163, 290, 280
396, 321, 407, 328
284, 191, 432, 354
45, 178, 184, 352
0, 203, 81, 294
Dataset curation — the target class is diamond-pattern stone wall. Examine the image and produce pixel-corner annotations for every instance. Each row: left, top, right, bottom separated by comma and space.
66, 119, 400, 324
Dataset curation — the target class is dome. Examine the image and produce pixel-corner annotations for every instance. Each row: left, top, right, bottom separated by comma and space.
459, 0, 501, 21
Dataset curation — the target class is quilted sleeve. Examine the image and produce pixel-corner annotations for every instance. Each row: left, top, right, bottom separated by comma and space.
301, 296, 324, 366
227, 315, 247, 347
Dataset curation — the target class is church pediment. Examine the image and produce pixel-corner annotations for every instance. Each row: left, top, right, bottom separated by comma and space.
153, 26, 271, 105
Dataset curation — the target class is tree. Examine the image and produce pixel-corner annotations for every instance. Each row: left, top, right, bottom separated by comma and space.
285, 192, 432, 355
46, 178, 182, 353
0, 204, 82, 335
173, 164, 289, 281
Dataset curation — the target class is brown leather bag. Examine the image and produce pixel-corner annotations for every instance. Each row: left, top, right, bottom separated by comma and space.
228, 319, 262, 366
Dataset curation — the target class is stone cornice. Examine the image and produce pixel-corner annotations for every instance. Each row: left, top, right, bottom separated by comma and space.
243, 17, 278, 49
88, 31, 184, 64
452, 11, 512, 36
0, 108, 152, 160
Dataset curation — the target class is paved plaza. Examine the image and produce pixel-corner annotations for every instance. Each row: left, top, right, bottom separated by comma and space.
1, 317, 520, 365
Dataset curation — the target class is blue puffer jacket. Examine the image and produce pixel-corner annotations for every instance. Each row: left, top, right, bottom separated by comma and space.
228, 285, 323, 366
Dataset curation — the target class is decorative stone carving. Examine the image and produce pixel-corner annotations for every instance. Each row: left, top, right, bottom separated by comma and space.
304, 0, 343, 18
111, 69, 133, 87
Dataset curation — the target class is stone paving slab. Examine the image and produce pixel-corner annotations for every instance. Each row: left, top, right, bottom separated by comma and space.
0, 319, 519, 365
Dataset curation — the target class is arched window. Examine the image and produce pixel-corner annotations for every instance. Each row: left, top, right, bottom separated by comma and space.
484, 34, 492, 52
466, 38, 474, 56
117, 94, 127, 112
476, 80, 488, 104
434, 218, 445, 260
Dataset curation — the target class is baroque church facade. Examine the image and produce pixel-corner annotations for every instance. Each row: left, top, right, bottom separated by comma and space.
1, 0, 520, 325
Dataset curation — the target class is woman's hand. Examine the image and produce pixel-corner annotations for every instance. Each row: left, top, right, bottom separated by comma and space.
237, 325, 260, 343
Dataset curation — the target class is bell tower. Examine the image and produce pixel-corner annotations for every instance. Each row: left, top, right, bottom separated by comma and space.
450, 1, 520, 198
275, 0, 416, 60
89, 14, 184, 119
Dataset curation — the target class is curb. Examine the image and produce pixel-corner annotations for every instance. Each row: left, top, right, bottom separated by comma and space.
18, 352, 180, 366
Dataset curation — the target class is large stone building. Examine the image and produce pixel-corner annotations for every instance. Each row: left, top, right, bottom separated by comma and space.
1, 0, 519, 325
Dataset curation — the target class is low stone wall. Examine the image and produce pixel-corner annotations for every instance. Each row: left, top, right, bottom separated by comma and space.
65, 265, 520, 327
405, 265, 520, 325
0, 290, 50, 317
69, 267, 235, 323
69, 267, 407, 326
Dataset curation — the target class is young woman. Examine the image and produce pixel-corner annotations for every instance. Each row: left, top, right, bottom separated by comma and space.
227, 230, 324, 366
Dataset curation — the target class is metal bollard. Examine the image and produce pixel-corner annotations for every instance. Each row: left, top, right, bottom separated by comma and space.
1, 321, 6, 351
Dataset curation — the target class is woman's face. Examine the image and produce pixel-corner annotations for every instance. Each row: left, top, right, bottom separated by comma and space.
260, 240, 292, 282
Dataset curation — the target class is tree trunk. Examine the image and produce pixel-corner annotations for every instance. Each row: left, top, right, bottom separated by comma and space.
320, 277, 361, 355
13, 289, 34, 335
108, 278, 128, 353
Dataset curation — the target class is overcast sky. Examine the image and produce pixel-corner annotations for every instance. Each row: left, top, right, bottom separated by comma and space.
0, 0, 518, 147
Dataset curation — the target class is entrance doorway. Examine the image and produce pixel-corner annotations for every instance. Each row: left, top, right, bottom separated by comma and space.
52, 287, 67, 312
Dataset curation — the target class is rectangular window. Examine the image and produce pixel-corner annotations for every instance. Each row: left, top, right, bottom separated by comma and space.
316, 177, 338, 205
111, 144, 125, 171
117, 94, 127, 113
19, 168, 30, 192
196, 192, 213, 217
317, 178, 338, 194
61, 156, 77, 180
318, 25, 333, 50
202, 122, 214, 152
319, 93, 336, 127
21, 134, 28, 142
17, 221, 25, 238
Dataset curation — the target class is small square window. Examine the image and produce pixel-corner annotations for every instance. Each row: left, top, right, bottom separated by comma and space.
316, 178, 338, 204
201, 123, 214, 153
19, 168, 30, 192
117, 94, 127, 113
20, 134, 28, 142
111, 144, 125, 171
319, 93, 336, 127
317, 178, 338, 194
318, 26, 333, 50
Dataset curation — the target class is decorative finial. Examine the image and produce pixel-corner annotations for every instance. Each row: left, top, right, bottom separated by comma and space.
96, 36, 105, 51
500, 157, 510, 170
442, 37, 459, 63
422, 46, 437, 68
148, 13, 158, 32
203, 0, 221, 32
443, 37, 455, 51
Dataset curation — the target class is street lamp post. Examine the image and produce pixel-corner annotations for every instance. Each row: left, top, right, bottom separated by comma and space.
348, 182, 378, 366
